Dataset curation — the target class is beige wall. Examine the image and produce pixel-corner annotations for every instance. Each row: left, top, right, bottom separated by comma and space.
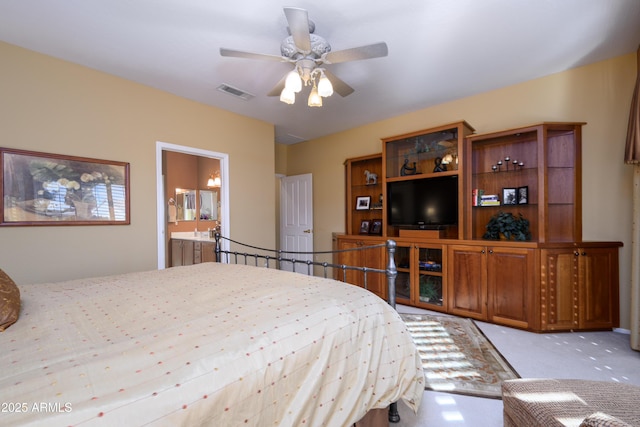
2, 39, 635, 329
283, 53, 637, 330
0, 41, 275, 284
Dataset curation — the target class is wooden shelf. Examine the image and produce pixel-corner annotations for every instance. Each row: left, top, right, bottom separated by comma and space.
338, 121, 621, 332
465, 122, 584, 243
344, 153, 383, 235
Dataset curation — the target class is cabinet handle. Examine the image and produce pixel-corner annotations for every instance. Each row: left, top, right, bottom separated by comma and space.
481, 249, 485, 254
488, 249, 494, 254
574, 251, 580, 256
581, 252, 586, 256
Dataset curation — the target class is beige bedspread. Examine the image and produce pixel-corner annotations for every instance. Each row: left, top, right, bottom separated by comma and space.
0, 263, 423, 426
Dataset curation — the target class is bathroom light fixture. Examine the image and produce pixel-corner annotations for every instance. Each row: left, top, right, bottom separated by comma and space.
207, 172, 221, 188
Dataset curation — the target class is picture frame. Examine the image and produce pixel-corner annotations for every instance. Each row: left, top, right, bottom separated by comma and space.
1, 147, 130, 226
359, 220, 371, 234
502, 187, 517, 205
355, 195, 371, 210
369, 219, 382, 235
517, 186, 529, 205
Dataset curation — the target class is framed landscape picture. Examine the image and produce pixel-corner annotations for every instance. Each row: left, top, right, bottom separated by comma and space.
1, 148, 130, 226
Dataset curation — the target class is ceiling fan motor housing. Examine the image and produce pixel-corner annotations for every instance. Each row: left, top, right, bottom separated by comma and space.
281, 34, 331, 60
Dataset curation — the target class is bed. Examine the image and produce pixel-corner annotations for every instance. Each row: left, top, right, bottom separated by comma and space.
0, 236, 423, 426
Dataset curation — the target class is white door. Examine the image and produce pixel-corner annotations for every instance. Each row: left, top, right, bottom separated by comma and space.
280, 174, 313, 274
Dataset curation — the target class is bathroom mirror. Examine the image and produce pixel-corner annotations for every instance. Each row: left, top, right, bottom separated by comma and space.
175, 189, 196, 221
199, 190, 218, 221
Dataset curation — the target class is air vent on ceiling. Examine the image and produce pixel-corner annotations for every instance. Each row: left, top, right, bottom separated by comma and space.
216, 84, 254, 100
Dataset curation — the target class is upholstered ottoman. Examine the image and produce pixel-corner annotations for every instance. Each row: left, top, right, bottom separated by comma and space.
502, 379, 640, 427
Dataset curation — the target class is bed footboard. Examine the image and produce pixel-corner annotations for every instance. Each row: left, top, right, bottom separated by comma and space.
214, 233, 401, 423
213, 233, 398, 307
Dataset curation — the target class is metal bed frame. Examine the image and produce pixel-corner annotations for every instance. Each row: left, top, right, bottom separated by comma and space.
213, 233, 402, 423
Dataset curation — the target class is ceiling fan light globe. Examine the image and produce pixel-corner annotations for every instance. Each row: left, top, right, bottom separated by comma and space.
308, 87, 322, 107
284, 70, 302, 93
318, 75, 333, 97
280, 88, 296, 104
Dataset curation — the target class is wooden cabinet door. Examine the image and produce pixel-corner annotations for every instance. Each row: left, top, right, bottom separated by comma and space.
447, 244, 487, 320
170, 239, 195, 266
540, 248, 578, 331
578, 246, 620, 330
201, 242, 216, 263
182, 240, 195, 265
486, 246, 535, 330
541, 245, 620, 331
171, 239, 184, 267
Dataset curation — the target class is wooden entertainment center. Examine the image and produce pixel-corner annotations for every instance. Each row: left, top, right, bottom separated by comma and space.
334, 121, 621, 332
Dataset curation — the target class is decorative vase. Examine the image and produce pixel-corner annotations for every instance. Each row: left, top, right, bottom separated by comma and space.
72, 200, 94, 219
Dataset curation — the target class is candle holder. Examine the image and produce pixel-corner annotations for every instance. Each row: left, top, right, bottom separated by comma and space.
491, 158, 525, 172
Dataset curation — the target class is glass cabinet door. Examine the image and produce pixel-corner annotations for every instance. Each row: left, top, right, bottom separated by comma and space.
394, 244, 412, 303
384, 127, 460, 179
418, 246, 444, 307
392, 243, 445, 310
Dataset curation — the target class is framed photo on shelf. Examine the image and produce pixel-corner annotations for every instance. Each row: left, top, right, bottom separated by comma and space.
518, 186, 529, 204
369, 219, 382, 235
355, 196, 371, 210
0, 147, 130, 226
502, 188, 517, 205
359, 220, 371, 234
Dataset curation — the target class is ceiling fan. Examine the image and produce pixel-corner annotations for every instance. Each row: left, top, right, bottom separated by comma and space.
219, 7, 388, 107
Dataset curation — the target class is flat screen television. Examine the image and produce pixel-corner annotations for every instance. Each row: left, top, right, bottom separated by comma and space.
387, 175, 458, 228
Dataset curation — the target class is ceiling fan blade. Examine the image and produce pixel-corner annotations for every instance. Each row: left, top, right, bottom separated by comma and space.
267, 74, 287, 97
323, 70, 354, 97
220, 48, 286, 62
283, 7, 311, 53
323, 42, 388, 64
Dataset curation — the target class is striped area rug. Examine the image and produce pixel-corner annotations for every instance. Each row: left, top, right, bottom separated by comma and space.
401, 313, 519, 399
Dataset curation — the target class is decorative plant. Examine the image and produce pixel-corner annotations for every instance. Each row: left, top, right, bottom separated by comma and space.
419, 276, 442, 303
483, 211, 531, 241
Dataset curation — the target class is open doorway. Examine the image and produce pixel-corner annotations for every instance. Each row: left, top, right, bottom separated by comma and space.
155, 141, 229, 269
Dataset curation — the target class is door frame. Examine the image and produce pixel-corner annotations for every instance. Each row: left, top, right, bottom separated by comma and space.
155, 141, 229, 269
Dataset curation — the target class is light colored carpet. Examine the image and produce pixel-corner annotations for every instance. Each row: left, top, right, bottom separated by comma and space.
396, 305, 640, 427
401, 313, 519, 399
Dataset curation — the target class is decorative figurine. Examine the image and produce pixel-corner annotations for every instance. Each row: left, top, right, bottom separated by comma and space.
364, 169, 378, 185
400, 159, 417, 176
433, 156, 447, 173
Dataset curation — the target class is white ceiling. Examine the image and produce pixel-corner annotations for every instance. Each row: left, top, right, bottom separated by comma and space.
1, 0, 639, 145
